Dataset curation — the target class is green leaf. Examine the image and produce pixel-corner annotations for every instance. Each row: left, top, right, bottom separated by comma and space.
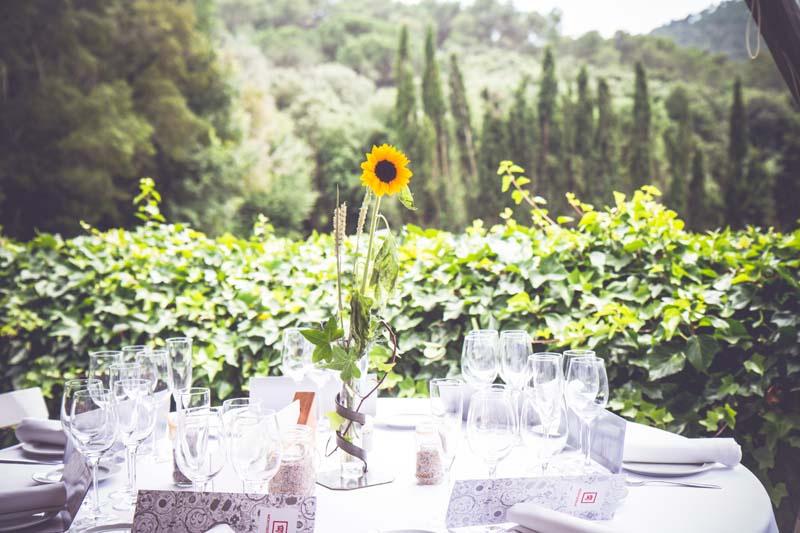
501, 174, 513, 192
744, 354, 765, 376
511, 190, 524, 204
686, 335, 720, 373
398, 186, 416, 211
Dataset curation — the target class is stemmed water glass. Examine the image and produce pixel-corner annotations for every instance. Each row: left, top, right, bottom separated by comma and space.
466, 389, 516, 479
461, 330, 499, 386
522, 353, 567, 473
175, 407, 227, 492
137, 349, 172, 461
177, 387, 211, 410
167, 337, 193, 400
68, 388, 118, 529
565, 356, 609, 469
89, 350, 123, 388
227, 409, 282, 493
122, 344, 149, 363
282, 327, 312, 382
429, 378, 464, 475
60, 378, 102, 439
111, 377, 157, 510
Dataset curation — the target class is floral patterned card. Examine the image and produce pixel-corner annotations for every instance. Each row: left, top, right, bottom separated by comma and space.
445, 473, 627, 528
132, 490, 315, 533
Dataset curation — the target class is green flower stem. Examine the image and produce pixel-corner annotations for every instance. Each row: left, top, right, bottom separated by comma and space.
360, 195, 382, 294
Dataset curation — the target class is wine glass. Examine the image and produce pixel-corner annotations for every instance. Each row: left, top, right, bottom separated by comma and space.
282, 327, 311, 382
68, 388, 118, 529
89, 350, 122, 388
227, 409, 282, 493
176, 387, 211, 410
565, 356, 609, 469
166, 337, 193, 398
122, 344, 149, 363
499, 330, 531, 390
466, 389, 515, 479
60, 378, 102, 440
111, 377, 157, 509
429, 378, 464, 474
222, 398, 261, 438
137, 349, 171, 461
562, 350, 595, 456
461, 330, 499, 386
175, 407, 227, 492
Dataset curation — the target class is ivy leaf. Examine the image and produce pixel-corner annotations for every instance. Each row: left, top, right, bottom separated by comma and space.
398, 186, 416, 211
370, 233, 399, 305
501, 174, 513, 192
686, 335, 720, 373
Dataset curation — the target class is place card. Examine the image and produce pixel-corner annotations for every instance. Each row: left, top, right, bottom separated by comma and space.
445, 474, 627, 528
132, 490, 315, 533
566, 409, 627, 474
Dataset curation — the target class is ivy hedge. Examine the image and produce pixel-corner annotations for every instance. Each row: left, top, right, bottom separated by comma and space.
1, 188, 798, 526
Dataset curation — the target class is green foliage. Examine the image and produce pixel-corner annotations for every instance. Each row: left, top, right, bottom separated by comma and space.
664, 86, 693, 215
537, 47, 560, 201
726, 78, 749, 229
629, 62, 652, 190
0, 0, 243, 239
448, 54, 479, 194
592, 78, 618, 205
2, 186, 799, 525
687, 148, 707, 230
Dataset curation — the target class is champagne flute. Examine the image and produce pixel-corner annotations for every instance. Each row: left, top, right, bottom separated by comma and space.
166, 337, 193, 400
565, 356, 609, 469
282, 327, 311, 382
175, 407, 227, 492
525, 353, 566, 473
68, 388, 118, 529
499, 330, 531, 390
429, 378, 464, 474
111, 377, 157, 509
466, 389, 515, 479
137, 349, 171, 461
228, 409, 282, 493
562, 350, 595, 456
461, 330, 499, 386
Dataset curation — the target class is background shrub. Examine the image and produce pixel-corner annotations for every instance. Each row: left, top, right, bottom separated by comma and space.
1, 188, 798, 525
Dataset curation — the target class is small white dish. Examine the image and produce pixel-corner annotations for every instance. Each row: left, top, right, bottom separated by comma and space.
375, 413, 427, 430
20, 442, 64, 458
32, 463, 118, 485
622, 461, 716, 477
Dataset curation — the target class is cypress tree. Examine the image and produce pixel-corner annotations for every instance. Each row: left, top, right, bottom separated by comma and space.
561, 85, 579, 205
394, 26, 416, 135
688, 148, 706, 230
537, 47, 559, 202
449, 54, 479, 189
665, 86, 692, 216
477, 89, 509, 221
593, 77, 618, 203
629, 62, 652, 190
573, 66, 593, 201
742, 151, 775, 227
774, 117, 800, 229
507, 76, 536, 184
726, 78, 748, 228
422, 25, 449, 179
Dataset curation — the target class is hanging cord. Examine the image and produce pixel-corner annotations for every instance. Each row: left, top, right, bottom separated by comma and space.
746, 0, 762, 59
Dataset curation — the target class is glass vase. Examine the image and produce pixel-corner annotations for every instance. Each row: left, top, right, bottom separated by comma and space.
339, 350, 369, 480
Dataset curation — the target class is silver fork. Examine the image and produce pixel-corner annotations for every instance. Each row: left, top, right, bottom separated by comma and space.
626, 479, 721, 489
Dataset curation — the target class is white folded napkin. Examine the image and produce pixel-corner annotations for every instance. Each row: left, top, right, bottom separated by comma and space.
276, 400, 301, 430
507, 502, 619, 533
623, 422, 741, 466
14, 418, 67, 448
0, 483, 66, 515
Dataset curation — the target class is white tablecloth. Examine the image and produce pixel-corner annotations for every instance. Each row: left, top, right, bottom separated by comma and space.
55, 398, 778, 532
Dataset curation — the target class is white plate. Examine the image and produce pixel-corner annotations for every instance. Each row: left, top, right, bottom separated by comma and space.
375, 413, 427, 430
0, 509, 59, 531
32, 463, 118, 484
83, 523, 133, 532
622, 461, 716, 477
20, 442, 64, 458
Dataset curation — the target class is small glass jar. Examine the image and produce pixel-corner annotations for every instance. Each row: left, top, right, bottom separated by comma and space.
269, 424, 316, 496
415, 419, 444, 485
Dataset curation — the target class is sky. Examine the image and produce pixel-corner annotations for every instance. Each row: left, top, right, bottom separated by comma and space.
514, 0, 721, 37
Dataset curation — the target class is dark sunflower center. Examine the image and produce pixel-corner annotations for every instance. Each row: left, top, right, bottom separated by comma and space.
375, 160, 397, 183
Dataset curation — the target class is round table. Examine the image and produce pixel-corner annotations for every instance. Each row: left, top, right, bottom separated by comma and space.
73, 398, 777, 532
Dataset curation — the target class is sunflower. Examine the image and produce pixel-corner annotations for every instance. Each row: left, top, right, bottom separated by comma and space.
360, 144, 412, 196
